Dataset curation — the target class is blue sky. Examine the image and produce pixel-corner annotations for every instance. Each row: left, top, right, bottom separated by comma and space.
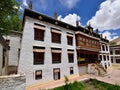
19, 0, 120, 41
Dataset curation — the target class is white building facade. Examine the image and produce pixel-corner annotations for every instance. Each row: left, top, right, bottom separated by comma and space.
18, 9, 78, 86
0, 33, 9, 76
99, 40, 112, 68
110, 45, 120, 63
4, 31, 22, 74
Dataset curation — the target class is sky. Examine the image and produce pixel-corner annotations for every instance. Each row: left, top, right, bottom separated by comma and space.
18, 0, 120, 41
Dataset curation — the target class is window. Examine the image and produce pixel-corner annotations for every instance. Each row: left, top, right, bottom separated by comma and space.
110, 51, 113, 54
35, 70, 42, 80
102, 45, 105, 51
52, 53, 61, 63
2, 49, 6, 68
68, 53, 74, 63
34, 52, 44, 64
115, 50, 120, 54
33, 46, 45, 65
53, 68, 60, 80
107, 56, 109, 60
70, 67, 74, 74
34, 28, 45, 41
99, 55, 102, 60
103, 55, 106, 61
67, 36, 73, 45
106, 45, 108, 51
51, 29, 61, 43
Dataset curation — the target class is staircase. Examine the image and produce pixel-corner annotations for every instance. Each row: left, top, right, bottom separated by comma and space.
88, 64, 107, 77
97, 64, 107, 77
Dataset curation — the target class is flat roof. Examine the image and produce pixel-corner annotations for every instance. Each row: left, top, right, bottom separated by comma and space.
23, 9, 109, 43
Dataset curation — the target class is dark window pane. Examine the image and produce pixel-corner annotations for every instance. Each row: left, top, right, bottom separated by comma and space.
34, 28, 44, 41
34, 52, 44, 64
35, 70, 42, 80
67, 36, 73, 45
70, 67, 74, 74
51, 32, 61, 43
52, 53, 61, 63
68, 53, 74, 63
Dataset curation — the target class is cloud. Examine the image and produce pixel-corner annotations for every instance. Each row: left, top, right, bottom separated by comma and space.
58, 13, 81, 26
102, 31, 118, 41
59, 0, 80, 9
87, 0, 120, 31
22, 0, 28, 7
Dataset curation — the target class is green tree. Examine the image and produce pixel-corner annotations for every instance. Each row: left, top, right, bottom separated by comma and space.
0, 0, 22, 34
109, 42, 116, 46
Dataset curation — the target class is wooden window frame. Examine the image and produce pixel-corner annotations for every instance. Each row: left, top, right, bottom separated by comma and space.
115, 50, 120, 54
33, 52, 44, 64
35, 70, 42, 80
34, 28, 45, 41
51, 32, 61, 43
67, 36, 73, 45
68, 53, 74, 63
52, 53, 61, 64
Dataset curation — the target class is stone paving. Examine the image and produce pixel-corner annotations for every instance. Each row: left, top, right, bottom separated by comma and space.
26, 67, 120, 90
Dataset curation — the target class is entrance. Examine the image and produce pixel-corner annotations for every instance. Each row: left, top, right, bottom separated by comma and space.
53, 68, 60, 80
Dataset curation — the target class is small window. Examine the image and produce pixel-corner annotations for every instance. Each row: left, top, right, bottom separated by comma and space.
2, 49, 6, 68
35, 70, 42, 80
51, 32, 61, 43
106, 45, 108, 51
53, 68, 60, 80
115, 50, 120, 54
67, 36, 73, 45
34, 52, 44, 64
107, 56, 109, 60
103, 55, 106, 61
110, 51, 113, 54
70, 67, 74, 74
102, 45, 105, 51
99, 55, 102, 60
68, 53, 74, 63
34, 28, 45, 41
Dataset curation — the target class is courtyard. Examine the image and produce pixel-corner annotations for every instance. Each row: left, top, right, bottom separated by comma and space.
26, 64, 120, 90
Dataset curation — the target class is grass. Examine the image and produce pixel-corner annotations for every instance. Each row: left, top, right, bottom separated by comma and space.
53, 81, 85, 90
52, 79, 120, 90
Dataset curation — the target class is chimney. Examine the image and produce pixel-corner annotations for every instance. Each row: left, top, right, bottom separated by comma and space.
29, 0, 32, 9
76, 17, 79, 27
100, 34, 103, 38
96, 28, 99, 34
88, 22, 91, 27
54, 12, 58, 19
105, 36, 107, 39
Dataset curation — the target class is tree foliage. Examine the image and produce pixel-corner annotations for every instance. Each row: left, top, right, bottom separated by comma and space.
109, 42, 116, 46
0, 0, 22, 34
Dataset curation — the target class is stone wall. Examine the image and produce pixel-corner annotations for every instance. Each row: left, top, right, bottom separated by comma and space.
0, 74, 26, 90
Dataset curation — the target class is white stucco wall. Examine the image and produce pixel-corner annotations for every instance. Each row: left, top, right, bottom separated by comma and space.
5, 34, 21, 66
99, 41, 112, 68
18, 16, 79, 86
